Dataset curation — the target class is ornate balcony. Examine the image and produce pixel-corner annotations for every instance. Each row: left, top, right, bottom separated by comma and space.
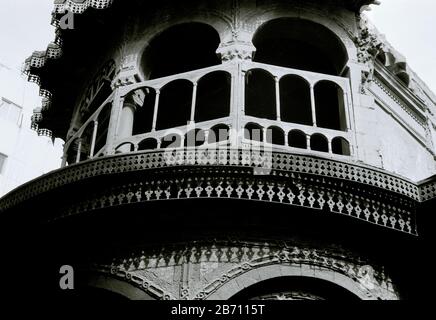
63, 61, 354, 168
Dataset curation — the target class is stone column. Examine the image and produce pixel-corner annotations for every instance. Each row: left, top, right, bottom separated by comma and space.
117, 101, 136, 153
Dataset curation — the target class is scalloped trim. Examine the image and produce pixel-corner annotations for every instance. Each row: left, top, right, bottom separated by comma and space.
54, 0, 113, 14
25, 0, 115, 132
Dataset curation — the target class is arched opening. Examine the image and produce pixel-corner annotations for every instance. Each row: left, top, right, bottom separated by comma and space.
245, 69, 276, 120
266, 126, 285, 145
138, 138, 158, 151
115, 142, 134, 154
95, 103, 112, 154
310, 134, 329, 153
230, 277, 360, 300
288, 130, 307, 149
132, 88, 156, 136
161, 133, 182, 149
244, 123, 264, 142
185, 129, 206, 147
195, 71, 231, 122
81, 122, 95, 160
280, 75, 312, 125
141, 23, 221, 80
66, 138, 81, 165
253, 18, 348, 76
314, 81, 346, 131
156, 80, 193, 131
331, 137, 350, 156
208, 124, 230, 144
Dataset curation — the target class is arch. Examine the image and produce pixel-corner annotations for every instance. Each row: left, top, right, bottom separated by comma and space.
140, 22, 221, 80
115, 142, 134, 154
208, 124, 230, 144
161, 133, 182, 149
138, 138, 158, 151
332, 137, 350, 156
266, 126, 285, 145
81, 121, 96, 160
245, 69, 276, 120
314, 81, 346, 131
280, 75, 312, 125
132, 87, 157, 136
244, 123, 264, 142
252, 18, 348, 76
156, 80, 193, 131
230, 276, 361, 300
94, 103, 112, 154
207, 264, 370, 300
195, 71, 231, 122
310, 134, 329, 153
66, 138, 81, 165
288, 130, 307, 149
185, 129, 206, 147
86, 275, 156, 300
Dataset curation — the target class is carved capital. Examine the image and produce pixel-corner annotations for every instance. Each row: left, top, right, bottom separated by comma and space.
216, 41, 256, 62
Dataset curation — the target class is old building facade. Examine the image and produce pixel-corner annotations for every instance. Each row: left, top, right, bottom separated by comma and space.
1, 0, 435, 300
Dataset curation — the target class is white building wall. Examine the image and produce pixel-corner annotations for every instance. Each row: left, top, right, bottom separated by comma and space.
0, 97, 63, 197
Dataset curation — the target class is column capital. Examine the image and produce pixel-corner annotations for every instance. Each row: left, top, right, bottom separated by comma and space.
216, 41, 256, 62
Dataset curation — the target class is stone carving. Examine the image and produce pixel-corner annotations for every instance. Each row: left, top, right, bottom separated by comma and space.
92, 241, 397, 300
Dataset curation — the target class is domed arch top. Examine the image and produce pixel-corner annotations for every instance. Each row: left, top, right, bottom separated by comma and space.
140, 22, 221, 80
252, 18, 349, 76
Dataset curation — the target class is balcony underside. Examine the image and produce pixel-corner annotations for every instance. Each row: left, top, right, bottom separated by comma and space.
0, 149, 420, 236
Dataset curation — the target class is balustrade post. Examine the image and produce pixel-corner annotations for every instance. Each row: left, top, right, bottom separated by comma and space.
310, 84, 317, 127
89, 120, 99, 158
284, 131, 289, 147
75, 138, 82, 163
275, 77, 281, 121
190, 82, 198, 123
306, 134, 311, 151
328, 139, 333, 154
152, 89, 160, 131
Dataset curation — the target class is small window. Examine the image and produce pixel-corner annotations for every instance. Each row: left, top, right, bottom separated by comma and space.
0, 99, 22, 124
0, 153, 7, 174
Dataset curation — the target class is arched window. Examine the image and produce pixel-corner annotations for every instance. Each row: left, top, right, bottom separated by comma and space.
253, 18, 348, 76
156, 80, 193, 131
185, 129, 206, 147
244, 123, 264, 142
266, 126, 285, 145
195, 71, 231, 122
280, 75, 312, 125
132, 88, 156, 135
314, 81, 346, 131
331, 137, 350, 156
141, 23, 221, 80
310, 134, 329, 153
138, 138, 158, 151
288, 130, 307, 149
161, 134, 182, 149
208, 124, 230, 144
245, 69, 276, 120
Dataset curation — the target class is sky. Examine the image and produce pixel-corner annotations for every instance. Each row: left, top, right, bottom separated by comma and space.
0, 0, 435, 115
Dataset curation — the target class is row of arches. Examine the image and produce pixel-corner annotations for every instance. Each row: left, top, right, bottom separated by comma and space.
245, 69, 347, 131
114, 123, 350, 157
65, 103, 112, 164
132, 71, 231, 134
116, 124, 231, 153
244, 123, 350, 156
140, 18, 348, 80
